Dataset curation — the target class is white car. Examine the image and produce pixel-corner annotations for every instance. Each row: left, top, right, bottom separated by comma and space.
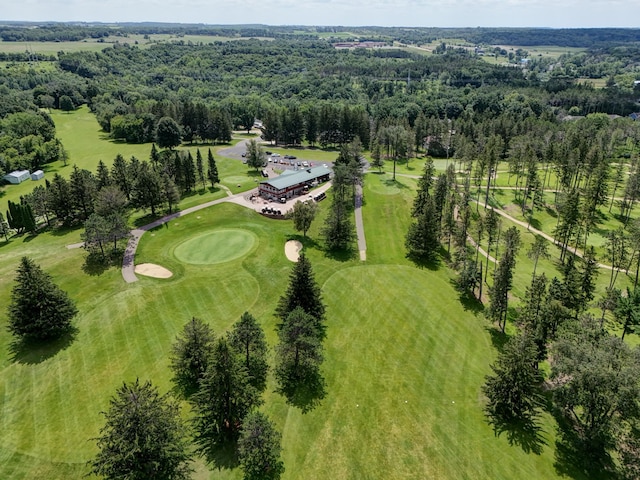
272, 153, 281, 157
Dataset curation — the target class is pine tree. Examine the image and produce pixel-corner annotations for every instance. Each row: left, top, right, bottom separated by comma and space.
275, 253, 326, 336
91, 379, 192, 480
275, 307, 324, 402
238, 411, 285, 480
191, 338, 261, 452
0, 211, 10, 242
483, 333, 544, 422
196, 148, 205, 190
183, 151, 196, 193
46, 173, 74, 224
170, 317, 215, 397
131, 161, 164, 216
405, 197, 440, 261
488, 226, 520, 333
111, 154, 131, 200
7, 257, 78, 340
95, 160, 111, 190
412, 157, 436, 217
207, 148, 219, 187
228, 312, 268, 393
161, 173, 181, 214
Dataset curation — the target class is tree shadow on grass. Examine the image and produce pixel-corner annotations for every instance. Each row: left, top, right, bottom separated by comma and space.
287, 234, 321, 252
277, 368, 326, 414
200, 439, 240, 472
406, 252, 441, 271
485, 326, 510, 353
324, 246, 358, 262
384, 178, 409, 189
9, 327, 78, 365
552, 415, 617, 480
456, 291, 485, 314
488, 414, 547, 455
82, 250, 122, 276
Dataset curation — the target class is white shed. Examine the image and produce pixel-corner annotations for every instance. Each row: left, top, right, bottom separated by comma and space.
3, 170, 30, 184
31, 170, 44, 181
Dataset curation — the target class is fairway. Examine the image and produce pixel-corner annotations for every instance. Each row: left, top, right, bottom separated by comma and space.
173, 229, 257, 265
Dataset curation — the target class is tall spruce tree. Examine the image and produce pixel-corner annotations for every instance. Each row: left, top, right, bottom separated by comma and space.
238, 411, 285, 480
228, 312, 268, 393
275, 253, 325, 337
483, 333, 544, 422
8, 257, 78, 340
91, 379, 192, 480
170, 317, 216, 397
192, 338, 261, 452
207, 148, 219, 187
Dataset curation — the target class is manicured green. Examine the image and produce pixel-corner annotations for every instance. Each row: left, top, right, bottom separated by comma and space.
173, 229, 257, 265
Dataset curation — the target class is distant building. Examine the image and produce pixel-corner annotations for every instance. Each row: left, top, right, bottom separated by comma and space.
3, 170, 30, 184
333, 41, 386, 49
259, 166, 331, 201
31, 170, 44, 181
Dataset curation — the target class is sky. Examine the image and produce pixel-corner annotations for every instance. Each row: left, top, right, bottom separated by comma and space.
2, 0, 637, 29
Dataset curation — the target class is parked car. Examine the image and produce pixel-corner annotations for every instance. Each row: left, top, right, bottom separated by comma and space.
272, 153, 281, 157
265, 151, 272, 155
241, 152, 246, 157
261, 170, 269, 177
302, 161, 309, 167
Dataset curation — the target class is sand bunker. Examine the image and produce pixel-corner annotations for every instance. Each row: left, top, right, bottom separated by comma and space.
135, 263, 173, 279
285, 240, 303, 262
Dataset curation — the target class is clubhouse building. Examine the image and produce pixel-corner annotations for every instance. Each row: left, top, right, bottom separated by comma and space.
259, 166, 331, 202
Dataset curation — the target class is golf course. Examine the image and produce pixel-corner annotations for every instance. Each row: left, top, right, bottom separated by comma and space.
0, 108, 620, 480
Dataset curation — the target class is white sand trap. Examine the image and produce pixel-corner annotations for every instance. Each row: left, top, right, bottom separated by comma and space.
135, 263, 173, 279
285, 240, 303, 262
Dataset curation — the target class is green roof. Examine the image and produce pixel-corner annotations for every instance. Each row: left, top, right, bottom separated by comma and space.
261, 166, 330, 191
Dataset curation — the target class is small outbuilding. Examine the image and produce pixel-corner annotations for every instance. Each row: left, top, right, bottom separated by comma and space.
31, 170, 44, 181
3, 170, 30, 184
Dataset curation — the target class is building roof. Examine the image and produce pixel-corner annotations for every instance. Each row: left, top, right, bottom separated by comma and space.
261, 166, 330, 191
6, 170, 30, 178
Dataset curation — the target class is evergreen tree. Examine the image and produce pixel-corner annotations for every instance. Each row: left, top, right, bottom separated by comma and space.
207, 148, 219, 187
412, 157, 436, 217
111, 154, 132, 201
191, 338, 261, 452
527, 235, 550, 278
0, 211, 10, 242
275, 253, 326, 336
228, 312, 268, 393
321, 184, 355, 251
238, 411, 285, 480
183, 151, 196, 193
275, 307, 324, 396
70, 165, 97, 220
170, 317, 216, 397
7, 257, 78, 340
46, 173, 74, 224
91, 379, 192, 480
95, 160, 111, 190
131, 161, 164, 216
488, 226, 520, 333
196, 148, 205, 190
483, 333, 544, 422
161, 173, 181, 214
405, 196, 440, 262
150, 143, 160, 168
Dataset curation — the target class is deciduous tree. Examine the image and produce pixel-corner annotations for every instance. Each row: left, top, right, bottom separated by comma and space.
288, 200, 318, 238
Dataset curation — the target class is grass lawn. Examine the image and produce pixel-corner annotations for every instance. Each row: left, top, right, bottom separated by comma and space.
0, 166, 577, 479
